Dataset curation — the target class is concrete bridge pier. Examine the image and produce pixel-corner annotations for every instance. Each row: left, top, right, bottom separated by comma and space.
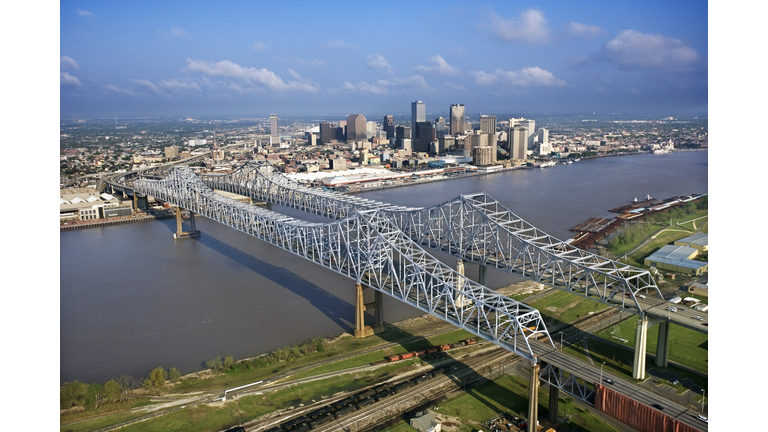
455, 259, 469, 307
173, 207, 201, 239
527, 356, 540, 432
478, 264, 487, 286
354, 283, 384, 338
548, 370, 559, 423
632, 316, 649, 380
652, 318, 670, 367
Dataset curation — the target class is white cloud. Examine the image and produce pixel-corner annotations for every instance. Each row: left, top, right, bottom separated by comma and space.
366, 54, 393, 74
158, 78, 201, 92
170, 26, 187, 38
185, 59, 319, 93
253, 41, 267, 51
60, 56, 79, 70
564, 22, 604, 39
322, 39, 354, 48
130, 79, 161, 93
61, 72, 81, 87
377, 75, 429, 91
598, 30, 701, 70
485, 9, 549, 43
77, 8, 94, 18
105, 84, 135, 96
275, 56, 326, 68
415, 55, 461, 75
469, 67, 566, 87
343, 81, 389, 95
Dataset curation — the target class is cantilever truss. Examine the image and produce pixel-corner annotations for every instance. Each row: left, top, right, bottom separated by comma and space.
201, 161, 662, 314
136, 166, 554, 361
539, 363, 596, 404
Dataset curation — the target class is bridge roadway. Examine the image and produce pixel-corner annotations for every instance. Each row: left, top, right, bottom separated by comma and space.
135, 166, 707, 431
201, 161, 708, 333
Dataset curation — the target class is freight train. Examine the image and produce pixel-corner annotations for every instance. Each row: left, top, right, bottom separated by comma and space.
382, 339, 477, 363
262, 368, 449, 432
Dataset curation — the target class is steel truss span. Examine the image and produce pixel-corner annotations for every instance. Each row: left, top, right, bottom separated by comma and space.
136, 166, 554, 361
201, 161, 662, 315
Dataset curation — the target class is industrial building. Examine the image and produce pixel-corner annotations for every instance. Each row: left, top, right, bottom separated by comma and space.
674, 232, 708, 252
644, 244, 708, 275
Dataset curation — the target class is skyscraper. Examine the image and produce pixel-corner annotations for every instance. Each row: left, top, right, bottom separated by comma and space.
510, 126, 528, 160
383, 115, 395, 140
414, 122, 434, 153
346, 114, 367, 142
270, 114, 279, 145
450, 104, 465, 136
411, 101, 425, 138
480, 115, 496, 135
519, 119, 536, 149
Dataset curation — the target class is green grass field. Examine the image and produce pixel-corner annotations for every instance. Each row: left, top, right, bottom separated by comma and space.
529, 291, 609, 323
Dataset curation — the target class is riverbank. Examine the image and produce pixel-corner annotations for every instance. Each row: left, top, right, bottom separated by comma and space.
60, 212, 175, 231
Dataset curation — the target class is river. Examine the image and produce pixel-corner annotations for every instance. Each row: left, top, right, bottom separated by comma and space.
60, 150, 707, 383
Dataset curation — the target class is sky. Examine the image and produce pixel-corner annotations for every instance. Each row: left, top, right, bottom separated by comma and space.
59, 1, 708, 118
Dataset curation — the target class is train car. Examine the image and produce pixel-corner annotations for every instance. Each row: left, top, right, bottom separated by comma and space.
292, 424, 311, 432
309, 413, 334, 429
415, 349, 426, 356
425, 347, 439, 354
282, 416, 308, 430
374, 388, 396, 401
386, 354, 401, 362
400, 352, 415, 360
466, 338, 477, 345
439, 344, 451, 351
355, 388, 376, 400
355, 397, 374, 410
334, 396, 357, 409
414, 374, 430, 384
333, 405, 356, 419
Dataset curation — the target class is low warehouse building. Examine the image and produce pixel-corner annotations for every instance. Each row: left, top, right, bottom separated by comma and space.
644, 245, 708, 275
674, 232, 708, 252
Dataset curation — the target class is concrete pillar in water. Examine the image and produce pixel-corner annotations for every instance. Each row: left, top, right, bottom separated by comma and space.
527, 357, 540, 432
175, 206, 183, 236
266, 201, 272, 211
632, 316, 649, 380
655, 320, 670, 367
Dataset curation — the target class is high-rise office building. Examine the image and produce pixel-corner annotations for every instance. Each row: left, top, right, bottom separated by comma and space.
510, 126, 528, 160
346, 114, 367, 142
383, 115, 395, 139
450, 104, 465, 136
434, 117, 448, 137
411, 101, 425, 138
270, 114, 279, 145
480, 115, 496, 135
519, 119, 536, 149
366, 121, 376, 139
320, 122, 334, 144
414, 121, 434, 153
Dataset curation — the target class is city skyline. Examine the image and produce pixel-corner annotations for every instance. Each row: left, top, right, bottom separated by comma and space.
60, 1, 708, 118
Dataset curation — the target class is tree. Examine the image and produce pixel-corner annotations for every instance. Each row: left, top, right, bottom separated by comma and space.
115, 374, 136, 396
103, 380, 122, 402
61, 381, 88, 409
143, 367, 167, 389
169, 367, 181, 382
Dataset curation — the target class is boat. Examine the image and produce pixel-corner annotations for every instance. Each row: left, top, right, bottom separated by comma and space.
652, 148, 671, 154
633, 197, 638, 203
539, 161, 556, 168
567, 160, 573, 164
646, 194, 652, 200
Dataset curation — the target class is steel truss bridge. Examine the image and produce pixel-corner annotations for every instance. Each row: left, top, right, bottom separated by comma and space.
135, 166, 554, 362
135, 165, 707, 430
201, 160, 664, 316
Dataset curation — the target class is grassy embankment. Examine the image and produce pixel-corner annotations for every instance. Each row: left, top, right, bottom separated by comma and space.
61, 317, 477, 431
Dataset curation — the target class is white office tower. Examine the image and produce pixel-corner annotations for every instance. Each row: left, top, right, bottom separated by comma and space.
450, 104, 465, 136
270, 115, 279, 145
518, 119, 536, 149
510, 126, 528, 160
537, 127, 549, 145
411, 101, 425, 138
366, 121, 376, 139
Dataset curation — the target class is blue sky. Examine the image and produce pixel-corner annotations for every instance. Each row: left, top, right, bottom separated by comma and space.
60, 1, 708, 118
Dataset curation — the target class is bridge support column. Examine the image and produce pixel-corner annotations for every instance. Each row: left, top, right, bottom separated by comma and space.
478, 264, 487, 286
265, 201, 272, 211
655, 320, 670, 368
354, 283, 383, 338
455, 260, 469, 307
173, 207, 201, 239
133, 193, 137, 211
527, 357, 540, 432
548, 374, 559, 423
632, 316, 649, 380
